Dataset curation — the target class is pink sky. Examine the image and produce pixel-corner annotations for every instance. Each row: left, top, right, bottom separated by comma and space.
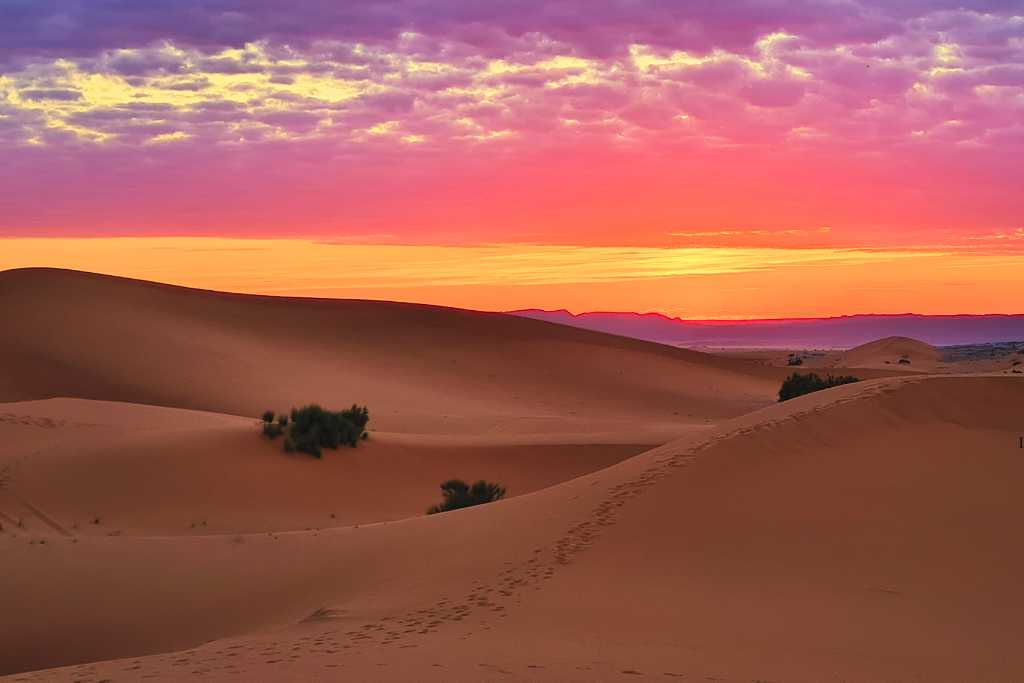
0, 2, 1022, 314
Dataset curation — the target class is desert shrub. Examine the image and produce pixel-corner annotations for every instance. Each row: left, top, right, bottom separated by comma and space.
897, 357, 911, 365
786, 354, 804, 366
285, 404, 370, 457
261, 410, 275, 423
778, 372, 859, 402
339, 404, 369, 435
427, 479, 506, 514
277, 414, 289, 428
262, 421, 284, 439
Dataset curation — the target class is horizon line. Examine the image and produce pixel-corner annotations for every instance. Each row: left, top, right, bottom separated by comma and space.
508, 308, 1024, 323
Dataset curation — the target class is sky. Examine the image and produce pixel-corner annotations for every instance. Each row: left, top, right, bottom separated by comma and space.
1, 1, 1022, 317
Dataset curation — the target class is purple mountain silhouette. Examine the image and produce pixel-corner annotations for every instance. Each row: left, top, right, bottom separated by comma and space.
508, 310, 1024, 348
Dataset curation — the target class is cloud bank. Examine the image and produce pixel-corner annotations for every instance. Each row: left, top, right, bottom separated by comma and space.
1, 1, 1021, 244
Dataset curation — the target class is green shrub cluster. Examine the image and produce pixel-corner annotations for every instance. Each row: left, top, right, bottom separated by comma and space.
778, 372, 859, 402
261, 405, 369, 457
427, 479, 506, 514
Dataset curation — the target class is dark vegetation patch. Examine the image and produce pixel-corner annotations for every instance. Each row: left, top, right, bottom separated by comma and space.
778, 372, 860, 402
427, 479, 506, 514
261, 405, 369, 457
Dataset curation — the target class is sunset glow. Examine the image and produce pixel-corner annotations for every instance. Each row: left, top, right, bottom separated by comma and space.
2, 2, 1022, 315
3, 237, 1022, 319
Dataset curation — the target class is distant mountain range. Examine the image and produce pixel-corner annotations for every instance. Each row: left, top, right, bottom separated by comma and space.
508, 310, 1024, 348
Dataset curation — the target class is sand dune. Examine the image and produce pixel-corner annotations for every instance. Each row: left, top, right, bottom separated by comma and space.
2, 269, 1022, 681
835, 335, 941, 371
0, 398, 648, 536
4, 376, 1024, 681
0, 268, 781, 435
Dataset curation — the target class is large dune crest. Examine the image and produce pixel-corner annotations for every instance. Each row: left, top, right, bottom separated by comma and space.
0, 268, 779, 435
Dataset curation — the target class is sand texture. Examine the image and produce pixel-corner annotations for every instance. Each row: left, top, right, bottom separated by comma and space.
2, 269, 1022, 682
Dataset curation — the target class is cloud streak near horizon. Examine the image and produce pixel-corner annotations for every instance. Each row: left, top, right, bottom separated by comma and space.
2, 238, 1023, 318
0, 1, 1022, 250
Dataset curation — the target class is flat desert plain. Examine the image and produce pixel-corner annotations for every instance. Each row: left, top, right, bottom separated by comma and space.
2, 268, 1023, 682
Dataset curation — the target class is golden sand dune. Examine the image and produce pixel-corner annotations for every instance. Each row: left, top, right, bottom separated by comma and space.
4, 376, 1023, 681
0, 398, 648, 535
2, 270, 1022, 681
835, 335, 941, 371
0, 268, 784, 435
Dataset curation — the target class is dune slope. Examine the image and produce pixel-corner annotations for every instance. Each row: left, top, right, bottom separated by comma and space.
4, 375, 1023, 681
0, 398, 648, 535
0, 268, 782, 435
836, 335, 941, 371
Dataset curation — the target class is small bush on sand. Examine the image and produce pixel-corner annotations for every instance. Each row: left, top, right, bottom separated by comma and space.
259, 405, 369, 456
786, 354, 804, 366
778, 372, 859, 402
287, 404, 370, 457
427, 479, 506, 514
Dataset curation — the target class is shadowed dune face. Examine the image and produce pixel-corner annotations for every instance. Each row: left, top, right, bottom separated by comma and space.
0, 268, 781, 434
4, 376, 1024, 680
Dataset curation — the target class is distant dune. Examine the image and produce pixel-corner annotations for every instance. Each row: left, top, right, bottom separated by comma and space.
512, 308, 1024, 348
3, 269, 1024, 682
835, 335, 941, 371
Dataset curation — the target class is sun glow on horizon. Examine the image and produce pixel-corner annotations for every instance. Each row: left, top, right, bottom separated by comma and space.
1, 3, 1022, 314
2, 237, 1021, 319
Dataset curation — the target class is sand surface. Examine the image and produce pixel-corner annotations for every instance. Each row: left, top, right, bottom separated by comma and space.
833, 335, 942, 371
2, 269, 1022, 682
0, 269, 781, 434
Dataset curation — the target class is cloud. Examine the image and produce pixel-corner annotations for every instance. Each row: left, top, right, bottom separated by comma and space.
18, 87, 82, 101
0, 2, 1021, 241
9, 1, 1017, 68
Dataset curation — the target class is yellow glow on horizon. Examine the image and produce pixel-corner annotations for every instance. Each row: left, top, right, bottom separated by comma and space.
1, 238, 1022, 319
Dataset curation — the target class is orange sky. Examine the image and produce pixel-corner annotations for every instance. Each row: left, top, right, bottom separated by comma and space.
2, 5, 1022, 316
2, 238, 1021, 318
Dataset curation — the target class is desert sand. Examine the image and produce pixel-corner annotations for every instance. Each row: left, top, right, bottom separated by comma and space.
833, 335, 942, 372
2, 269, 1023, 682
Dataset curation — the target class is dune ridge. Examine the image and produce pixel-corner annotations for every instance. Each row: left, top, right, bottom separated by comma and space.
0, 268, 781, 434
